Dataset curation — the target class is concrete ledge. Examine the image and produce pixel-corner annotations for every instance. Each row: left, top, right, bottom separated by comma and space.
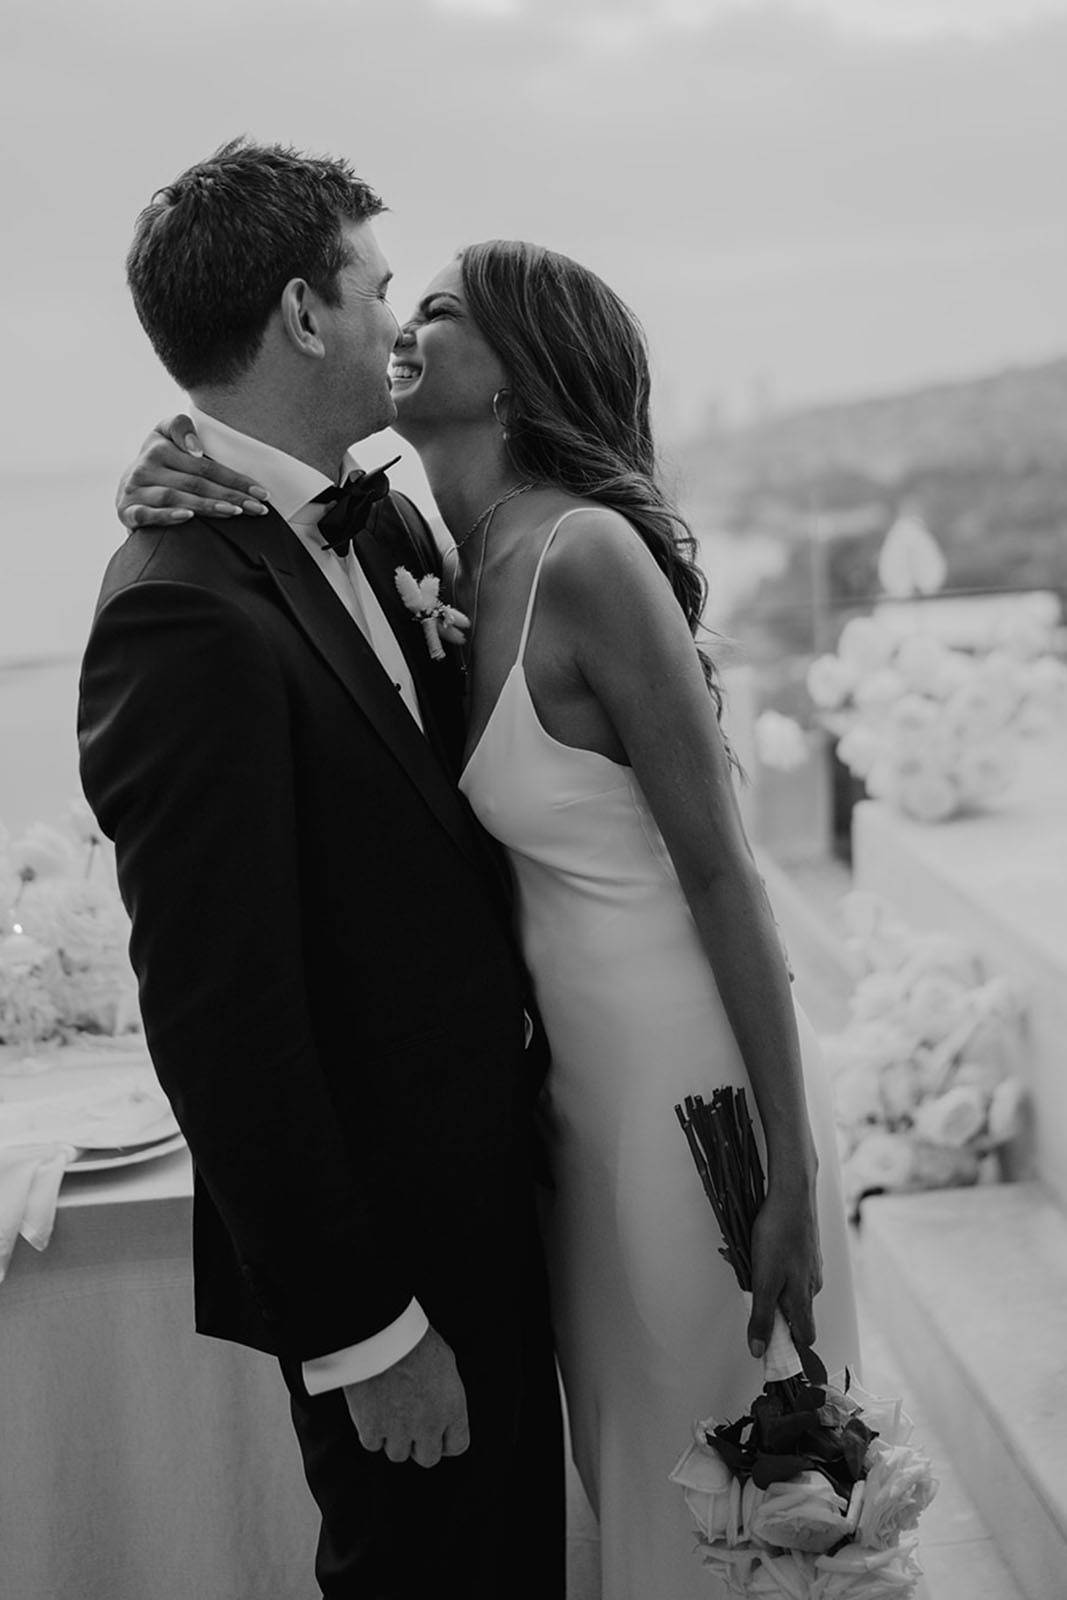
857, 1184, 1067, 1600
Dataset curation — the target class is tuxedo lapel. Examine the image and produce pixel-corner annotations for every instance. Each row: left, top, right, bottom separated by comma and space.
355, 499, 468, 779
356, 499, 520, 918
206, 509, 481, 871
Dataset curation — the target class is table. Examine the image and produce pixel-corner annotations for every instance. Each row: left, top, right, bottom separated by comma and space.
0, 1067, 319, 1600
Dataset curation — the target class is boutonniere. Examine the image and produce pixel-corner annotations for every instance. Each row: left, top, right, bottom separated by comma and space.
394, 568, 470, 662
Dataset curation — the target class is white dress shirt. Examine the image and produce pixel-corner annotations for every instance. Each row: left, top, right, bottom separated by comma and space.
188, 407, 429, 1391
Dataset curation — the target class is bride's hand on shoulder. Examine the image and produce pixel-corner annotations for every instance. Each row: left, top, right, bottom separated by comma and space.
116, 416, 270, 529
748, 1180, 822, 1358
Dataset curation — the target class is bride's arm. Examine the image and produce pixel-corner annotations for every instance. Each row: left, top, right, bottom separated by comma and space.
116, 416, 269, 527
546, 510, 822, 1358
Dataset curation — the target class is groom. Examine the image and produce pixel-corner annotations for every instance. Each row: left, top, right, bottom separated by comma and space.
78, 140, 563, 1599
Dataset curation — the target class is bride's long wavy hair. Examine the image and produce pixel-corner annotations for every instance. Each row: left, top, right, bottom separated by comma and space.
459, 239, 732, 739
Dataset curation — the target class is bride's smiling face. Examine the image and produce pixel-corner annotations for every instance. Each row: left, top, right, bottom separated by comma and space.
389, 259, 509, 439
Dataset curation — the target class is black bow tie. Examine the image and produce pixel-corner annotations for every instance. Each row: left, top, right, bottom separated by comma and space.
313, 456, 401, 557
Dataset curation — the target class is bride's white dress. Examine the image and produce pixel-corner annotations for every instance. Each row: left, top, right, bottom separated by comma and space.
460, 513, 860, 1600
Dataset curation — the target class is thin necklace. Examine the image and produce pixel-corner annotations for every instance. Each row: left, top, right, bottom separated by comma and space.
450, 481, 535, 676
452, 480, 534, 554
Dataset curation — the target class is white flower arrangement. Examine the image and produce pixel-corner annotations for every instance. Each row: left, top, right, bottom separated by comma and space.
0, 800, 140, 1056
672, 1371, 937, 1597
393, 567, 470, 662
753, 709, 811, 773
805, 612, 1066, 823
672, 1083, 938, 1598
827, 893, 1028, 1215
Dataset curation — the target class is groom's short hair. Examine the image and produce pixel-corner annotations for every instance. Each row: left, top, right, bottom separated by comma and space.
127, 138, 385, 390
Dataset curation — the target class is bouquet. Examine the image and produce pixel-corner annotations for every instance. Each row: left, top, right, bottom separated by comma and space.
805, 610, 1067, 824
670, 1087, 937, 1597
0, 801, 140, 1054
828, 893, 1027, 1215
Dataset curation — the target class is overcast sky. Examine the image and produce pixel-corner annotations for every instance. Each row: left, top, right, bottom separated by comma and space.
4, 0, 1067, 483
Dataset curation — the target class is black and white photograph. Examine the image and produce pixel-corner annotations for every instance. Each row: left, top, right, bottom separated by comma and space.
1, 3, 1065, 1597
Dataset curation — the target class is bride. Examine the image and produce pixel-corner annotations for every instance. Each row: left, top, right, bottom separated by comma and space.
117, 238, 859, 1600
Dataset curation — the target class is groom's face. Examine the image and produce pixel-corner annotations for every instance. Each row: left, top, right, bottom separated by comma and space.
320, 220, 400, 442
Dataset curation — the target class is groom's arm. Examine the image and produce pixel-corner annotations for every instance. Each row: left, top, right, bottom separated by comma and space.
78, 574, 415, 1360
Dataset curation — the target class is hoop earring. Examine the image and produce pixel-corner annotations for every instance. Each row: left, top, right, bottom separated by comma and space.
491, 388, 510, 433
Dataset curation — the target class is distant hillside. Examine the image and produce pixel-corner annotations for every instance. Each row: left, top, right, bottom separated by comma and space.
677, 356, 1067, 628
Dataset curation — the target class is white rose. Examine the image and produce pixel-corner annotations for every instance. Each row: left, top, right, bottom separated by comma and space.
850, 972, 908, 1023
837, 616, 897, 674
952, 743, 1013, 807
972, 974, 1028, 1024
893, 767, 959, 824
912, 1086, 987, 1148
844, 1381, 914, 1447
958, 1014, 1017, 1079
941, 678, 1017, 743
903, 974, 971, 1042
843, 1131, 915, 1199
700, 1546, 816, 1596
982, 648, 1032, 698
886, 692, 940, 746
835, 723, 881, 778
847, 1019, 919, 1072
856, 1439, 939, 1550
839, 894, 914, 975
854, 668, 907, 710
746, 1471, 851, 1554
808, 653, 858, 710
832, 1064, 884, 1126
891, 634, 954, 695
879, 1061, 921, 1122
814, 1540, 924, 1597
910, 1139, 981, 1189
669, 1433, 739, 1541
952, 1057, 1004, 1096
846, 927, 915, 976
755, 710, 810, 772
987, 1077, 1026, 1145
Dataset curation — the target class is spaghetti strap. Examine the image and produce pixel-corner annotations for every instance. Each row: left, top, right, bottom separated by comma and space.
515, 507, 587, 663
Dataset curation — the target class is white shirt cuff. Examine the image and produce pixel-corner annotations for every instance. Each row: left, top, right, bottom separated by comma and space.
301, 1299, 429, 1395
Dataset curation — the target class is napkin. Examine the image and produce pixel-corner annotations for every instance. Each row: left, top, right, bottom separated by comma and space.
0, 1142, 76, 1281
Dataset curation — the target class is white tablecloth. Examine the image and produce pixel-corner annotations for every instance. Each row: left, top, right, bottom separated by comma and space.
0, 1141, 319, 1600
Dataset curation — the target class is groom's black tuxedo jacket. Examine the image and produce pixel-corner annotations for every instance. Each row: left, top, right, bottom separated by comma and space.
78, 493, 547, 1362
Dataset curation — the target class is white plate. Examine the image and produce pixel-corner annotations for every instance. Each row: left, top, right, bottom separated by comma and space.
68, 1132, 187, 1173
0, 1081, 178, 1150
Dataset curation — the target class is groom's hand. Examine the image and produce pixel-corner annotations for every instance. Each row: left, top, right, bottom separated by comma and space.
342, 1326, 470, 1469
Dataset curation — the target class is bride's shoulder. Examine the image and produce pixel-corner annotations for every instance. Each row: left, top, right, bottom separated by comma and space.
540, 502, 663, 606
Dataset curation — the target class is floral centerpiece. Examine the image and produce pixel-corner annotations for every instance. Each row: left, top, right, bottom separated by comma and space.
804, 606, 1067, 825
825, 892, 1027, 1217
671, 1087, 938, 1596
0, 800, 140, 1057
